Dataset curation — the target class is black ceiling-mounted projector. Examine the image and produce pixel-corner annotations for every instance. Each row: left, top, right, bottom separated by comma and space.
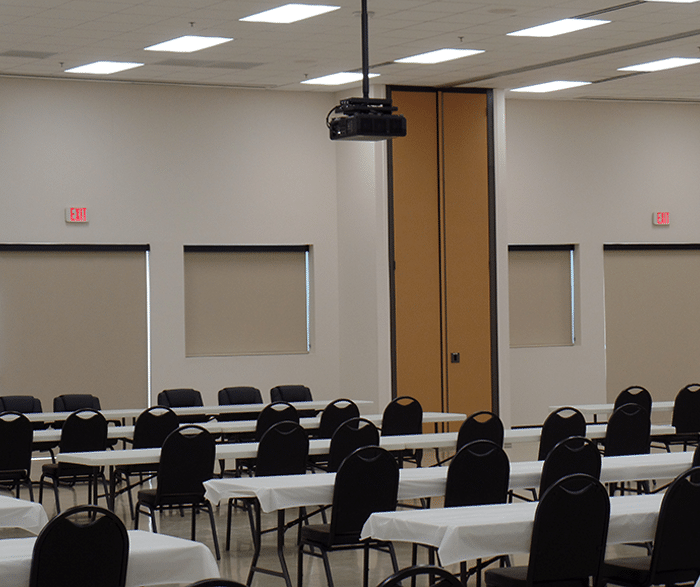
328, 97, 407, 141
327, 0, 406, 141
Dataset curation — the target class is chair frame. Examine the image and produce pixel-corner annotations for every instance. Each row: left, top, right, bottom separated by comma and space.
298, 446, 400, 587
0, 411, 35, 500
134, 424, 220, 560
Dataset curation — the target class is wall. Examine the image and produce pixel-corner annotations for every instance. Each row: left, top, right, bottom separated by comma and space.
504, 98, 700, 426
0, 76, 390, 408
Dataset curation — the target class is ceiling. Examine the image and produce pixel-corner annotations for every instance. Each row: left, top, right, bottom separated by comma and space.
1, 0, 700, 101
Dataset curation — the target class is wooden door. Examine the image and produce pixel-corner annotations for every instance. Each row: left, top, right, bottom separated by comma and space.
389, 88, 495, 421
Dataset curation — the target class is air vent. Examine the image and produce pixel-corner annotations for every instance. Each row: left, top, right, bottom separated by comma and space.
0, 50, 56, 59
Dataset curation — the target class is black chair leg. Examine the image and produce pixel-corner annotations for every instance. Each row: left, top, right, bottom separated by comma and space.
205, 503, 221, 560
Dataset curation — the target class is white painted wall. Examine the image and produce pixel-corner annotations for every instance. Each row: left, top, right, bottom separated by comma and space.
0, 76, 389, 408
5, 76, 699, 423
504, 98, 700, 426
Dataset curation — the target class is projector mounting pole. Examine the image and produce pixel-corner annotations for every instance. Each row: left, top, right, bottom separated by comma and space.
361, 0, 370, 99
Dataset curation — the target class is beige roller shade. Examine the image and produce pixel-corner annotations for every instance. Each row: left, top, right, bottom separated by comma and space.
184, 246, 309, 357
0, 246, 149, 410
604, 245, 700, 402
509, 246, 574, 348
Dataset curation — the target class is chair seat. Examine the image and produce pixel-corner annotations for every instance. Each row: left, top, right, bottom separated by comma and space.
136, 488, 206, 507
300, 524, 363, 548
485, 566, 588, 587
42, 462, 94, 477
602, 558, 699, 587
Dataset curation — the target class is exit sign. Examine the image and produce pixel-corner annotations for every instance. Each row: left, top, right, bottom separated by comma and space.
65, 207, 88, 223
653, 212, 670, 226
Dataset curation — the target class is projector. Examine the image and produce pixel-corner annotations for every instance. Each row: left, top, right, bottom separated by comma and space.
328, 97, 406, 141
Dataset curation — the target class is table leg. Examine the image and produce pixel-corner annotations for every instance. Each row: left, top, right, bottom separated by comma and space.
246, 503, 293, 587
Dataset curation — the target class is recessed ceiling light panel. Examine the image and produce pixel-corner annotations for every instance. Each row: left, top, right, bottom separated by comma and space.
619, 57, 700, 72
511, 80, 592, 93
145, 36, 233, 53
65, 61, 144, 74
301, 71, 379, 85
241, 4, 340, 24
508, 18, 609, 37
395, 48, 484, 64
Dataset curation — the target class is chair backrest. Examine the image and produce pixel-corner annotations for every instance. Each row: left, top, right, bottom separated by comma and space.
376, 566, 463, 587
648, 466, 700, 585
444, 439, 510, 508
217, 386, 263, 422
539, 436, 601, 496
456, 411, 504, 451
613, 385, 652, 414
317, 398, 360, 439
59, 409, 108, 453
53, 394, 101, 412
255, 401, 299, 441
604, 403, 651, 457
329, 446, 399, 542
0, 395, 42, 413
132, 406, 179, 449
527, 474, 610, 586
269, 385, 312, 403
327, 417, 380, 473
0, 411, 33, 474
157, 388, 204, 408
255, 421, 309, 477
29, 504, 129, 587
156, 425, 216, 502
671, 383, 700, 433
381, 396, 423, 436
218, 386, 263, 405
537, 407, 586, 461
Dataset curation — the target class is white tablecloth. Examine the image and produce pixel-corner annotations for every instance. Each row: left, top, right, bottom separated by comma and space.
0, 529, 220, 587
204, 451, 693, 513
361, 493, 664, 566
0, 496, 48, 535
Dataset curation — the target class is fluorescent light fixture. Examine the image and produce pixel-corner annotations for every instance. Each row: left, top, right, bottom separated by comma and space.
508, 18, 609, 37
511, 80, 592, 93
395, 48, 484, 64
301, 71, 379, 85
145, 35, 233, 53
618, 57, 700, 72
65, 61, 144, 74
241, 3, 340, 24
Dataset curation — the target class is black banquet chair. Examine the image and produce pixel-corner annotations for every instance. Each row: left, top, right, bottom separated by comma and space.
134, 424, 220, 560
537, 406, 586, 461
614, 385, 653, 414
38, 408, 109, 513
604, 403, 651, 495
270, 385, 316, 417
0, 411, 35, 500
298, 446, 400, 587
216, 386, 263, 423
457, 411, 505, 451
157, 388, 209, 423
656, 383, 700, 451
416, 439, 510, 585
317, 398, 360, 439
381, 396, 423, 467
114, 406, 179, 518
29, 504, 129, 587
376, 566, 464, 587
602, 466, 700, 587
327, 417, 380, 473
53, 393, 102, 413
228, 420, 309, 551
538, 436, 601, 497
484, 474, 610, 587
0, 395, 57, 461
